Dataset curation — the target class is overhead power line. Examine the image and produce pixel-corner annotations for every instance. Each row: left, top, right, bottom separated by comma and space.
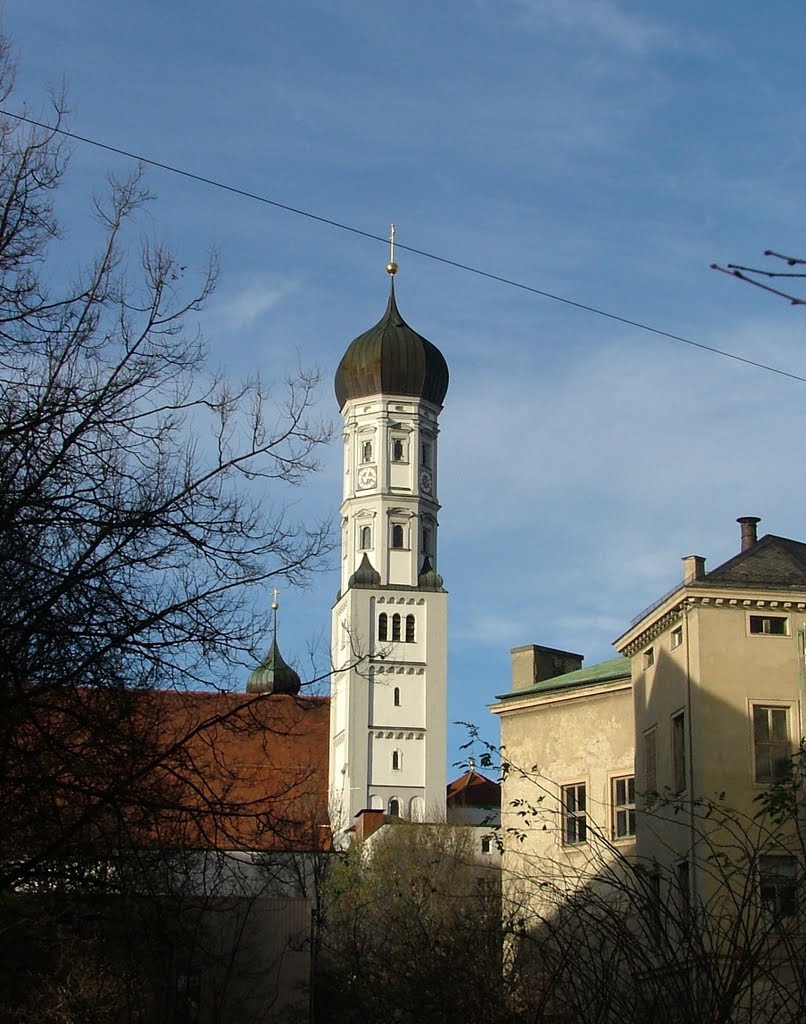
3, 108, 806, 386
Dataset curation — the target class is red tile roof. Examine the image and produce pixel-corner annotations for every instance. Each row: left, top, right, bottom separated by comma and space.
446, 769, 501, 808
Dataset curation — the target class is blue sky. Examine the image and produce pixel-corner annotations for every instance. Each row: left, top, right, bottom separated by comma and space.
9, 1, 806, 770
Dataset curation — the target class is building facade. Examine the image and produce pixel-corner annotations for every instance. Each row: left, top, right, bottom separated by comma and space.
328, 274, 449, 832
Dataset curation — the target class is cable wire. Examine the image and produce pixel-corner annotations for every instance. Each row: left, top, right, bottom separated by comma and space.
4, 108, 806, 386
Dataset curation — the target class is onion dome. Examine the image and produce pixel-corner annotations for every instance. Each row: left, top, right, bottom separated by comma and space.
418, 556, 444, 591
334, 281, 449, 410
247, 594, 301, 695
348, 552, 381, 589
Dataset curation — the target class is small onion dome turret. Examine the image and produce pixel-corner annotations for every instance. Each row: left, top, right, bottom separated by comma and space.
418, 556, 444, 591
247, 635, 301, 696
334, 282, 449, 410
348, 552, 382, 589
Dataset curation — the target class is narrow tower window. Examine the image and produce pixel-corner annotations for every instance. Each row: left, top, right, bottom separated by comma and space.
392, 750, 402, 771
378, 613, 388, 642
360, 526, 371, 549
421, 442, 432, 468
362, 440, 372, 463
393, 686, 401, 706
392, 524, 404, 549
422, 527, 432, 556
405, 614, 415, 643
388, 798, 400, 817
392, 438, 405, 462
392, 613, 401, 641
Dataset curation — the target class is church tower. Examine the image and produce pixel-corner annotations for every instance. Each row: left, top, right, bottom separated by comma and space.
329, 239, 449, 833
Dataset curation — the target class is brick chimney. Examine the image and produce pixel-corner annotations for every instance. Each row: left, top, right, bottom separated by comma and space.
737, 516, 761, 552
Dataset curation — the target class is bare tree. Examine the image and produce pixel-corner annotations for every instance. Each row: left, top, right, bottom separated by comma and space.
0, 39, 333, 884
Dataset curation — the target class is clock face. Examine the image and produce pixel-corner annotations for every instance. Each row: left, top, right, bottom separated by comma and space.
419, 468, 433, 494
358, 466, 377, 490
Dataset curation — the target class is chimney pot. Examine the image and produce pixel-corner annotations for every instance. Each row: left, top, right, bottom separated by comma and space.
737, 516, 761, 552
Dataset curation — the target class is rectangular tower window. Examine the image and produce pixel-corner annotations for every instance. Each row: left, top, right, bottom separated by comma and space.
671, 626, 683, 649
421, 442, 432, 468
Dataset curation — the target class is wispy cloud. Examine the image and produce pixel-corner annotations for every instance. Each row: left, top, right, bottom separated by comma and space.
208, 279, 299, 333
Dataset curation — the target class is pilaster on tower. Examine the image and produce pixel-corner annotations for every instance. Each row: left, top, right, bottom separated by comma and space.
329, 246, 449, 837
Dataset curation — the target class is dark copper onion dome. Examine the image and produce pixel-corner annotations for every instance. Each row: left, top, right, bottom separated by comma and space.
247, 635, 301, 696
334, 281, 449, 409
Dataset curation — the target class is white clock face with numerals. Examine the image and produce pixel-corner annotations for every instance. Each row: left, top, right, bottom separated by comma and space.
419, 468, 433, 494
358, 466, 377, 489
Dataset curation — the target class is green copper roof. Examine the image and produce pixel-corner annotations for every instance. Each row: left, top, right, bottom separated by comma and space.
497, 655, 631, 701
334, 281, 449, 409
247, 635, 301, 696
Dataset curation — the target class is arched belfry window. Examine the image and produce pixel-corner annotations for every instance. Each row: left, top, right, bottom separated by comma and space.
378, 613, 388, 642
389, 798, 400, 817
392, 613, 401, 642
393, 686, 401, 706
360, 525, 371, 549
392, 524, 404, 549
405, 614, 415, 643
361, 441, 372, 463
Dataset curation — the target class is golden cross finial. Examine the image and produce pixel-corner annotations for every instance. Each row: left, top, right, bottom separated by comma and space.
386, 223, 398, 276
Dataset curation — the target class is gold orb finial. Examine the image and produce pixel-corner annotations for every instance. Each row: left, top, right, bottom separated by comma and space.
386, 223, 398, 276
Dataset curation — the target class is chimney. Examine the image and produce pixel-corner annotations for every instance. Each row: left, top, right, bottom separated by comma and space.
737, 516, 761, 552
682, 555, 706, 583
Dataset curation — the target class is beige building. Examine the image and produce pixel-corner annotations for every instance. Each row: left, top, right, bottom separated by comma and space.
492, 517, 806, 1021
615, 516, 806, 908
491, 645, 633, 910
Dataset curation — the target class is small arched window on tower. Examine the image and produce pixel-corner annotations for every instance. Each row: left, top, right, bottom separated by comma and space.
361, 440, 372, 463
393, 686, 401, 706
378, 613, 388, 642
388, 798, 400, 817
392, 613, 401, 642
392, 750, 402, 771
392, 438, 405, 462
405, 614, 415, 643
392, 524, 405, 549
359, 525, 371, 550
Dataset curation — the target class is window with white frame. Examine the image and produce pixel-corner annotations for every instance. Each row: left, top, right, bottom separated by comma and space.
760, 855, 797, 920
359, 525, 371, 549
671, 626, 683, 649
391, 524, 405, 549
361, 440, 373, 463
378, 613, 388, 642
612, 775, 636, 839
753, 705, 790, 782
405, 614, 415, 643
392, 437, 407, 462
749, 614, 789, 636
392, 613, 401, 642
561, 783, 587, 844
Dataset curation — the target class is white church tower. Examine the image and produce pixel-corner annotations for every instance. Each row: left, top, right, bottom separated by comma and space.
329, 238, 449, 833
